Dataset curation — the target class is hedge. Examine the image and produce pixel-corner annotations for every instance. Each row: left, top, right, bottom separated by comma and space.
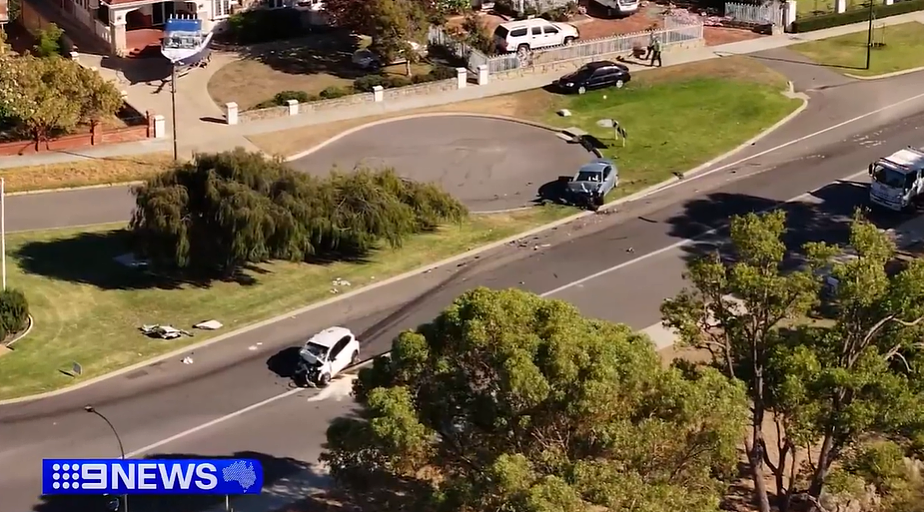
791, 0, 924, 32
0, 289, 30, 341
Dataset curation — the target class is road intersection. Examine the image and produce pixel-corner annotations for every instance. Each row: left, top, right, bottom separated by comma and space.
2, 56, 924, 512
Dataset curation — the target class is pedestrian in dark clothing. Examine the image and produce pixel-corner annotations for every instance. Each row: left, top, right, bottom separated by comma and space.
649, 36, 662, 67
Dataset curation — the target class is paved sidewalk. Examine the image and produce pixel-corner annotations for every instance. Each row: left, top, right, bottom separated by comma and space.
2, 11, 922, 170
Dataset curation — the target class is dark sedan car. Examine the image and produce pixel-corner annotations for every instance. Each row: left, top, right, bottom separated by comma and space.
555, 61, 631, 94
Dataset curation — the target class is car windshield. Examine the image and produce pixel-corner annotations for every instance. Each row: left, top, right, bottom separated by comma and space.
873, 165, 908, 188
576, 170, 602, 182
302, 342, 328, 359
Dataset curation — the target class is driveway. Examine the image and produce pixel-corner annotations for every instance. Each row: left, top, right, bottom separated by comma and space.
287, 115, 595, 212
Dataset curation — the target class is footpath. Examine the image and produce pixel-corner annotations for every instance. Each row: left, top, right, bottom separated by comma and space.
1, 10, 923, 171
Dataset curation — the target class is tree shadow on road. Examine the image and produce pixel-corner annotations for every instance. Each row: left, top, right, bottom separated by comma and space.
30, 451, 329, 512
665, 179, 919, 268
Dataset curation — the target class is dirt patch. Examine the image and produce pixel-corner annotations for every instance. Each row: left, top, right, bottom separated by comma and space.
0, 153, 174, 192
247, 88, 558, 157
704, 26, 765, 46
208, 31, 435, 110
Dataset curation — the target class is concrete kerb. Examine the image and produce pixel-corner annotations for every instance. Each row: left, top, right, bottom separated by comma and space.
4, 315, 35, 348
844, 66, 924, 81
6, 181, 145, 197
0, 91, 811, 406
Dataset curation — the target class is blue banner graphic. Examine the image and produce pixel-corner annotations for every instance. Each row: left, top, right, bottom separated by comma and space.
42, 459, 263, 495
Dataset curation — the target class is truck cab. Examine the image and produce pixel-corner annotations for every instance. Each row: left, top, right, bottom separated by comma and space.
869, 147, 924, 212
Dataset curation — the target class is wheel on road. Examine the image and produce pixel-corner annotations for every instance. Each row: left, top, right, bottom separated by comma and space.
578, 86, 586, 95
614, 79, 624, 89
350, 351, 360, 366
517, 44, 530, 55
564, 36, 575, 45
317, 373, 331, 387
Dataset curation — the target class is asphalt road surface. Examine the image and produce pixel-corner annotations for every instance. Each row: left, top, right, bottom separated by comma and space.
2, 68, 924, 512
288, 115, 595, 212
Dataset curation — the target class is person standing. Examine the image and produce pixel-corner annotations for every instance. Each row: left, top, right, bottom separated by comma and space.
649, 34, 662, 67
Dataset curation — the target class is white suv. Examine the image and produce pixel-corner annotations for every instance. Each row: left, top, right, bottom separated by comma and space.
493, 18, 579, 54
296, 326, 361, 387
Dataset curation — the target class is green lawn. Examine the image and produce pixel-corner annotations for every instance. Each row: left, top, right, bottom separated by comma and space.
0, 206, 573, 399
541, 57, 803, 201
791, 22, 924, 77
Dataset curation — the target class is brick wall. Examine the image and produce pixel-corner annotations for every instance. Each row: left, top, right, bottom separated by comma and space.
491, 38, 706, 81
0, 117, 152, 156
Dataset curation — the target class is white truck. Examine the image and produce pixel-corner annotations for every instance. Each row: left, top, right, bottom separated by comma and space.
868, 147, 924, 212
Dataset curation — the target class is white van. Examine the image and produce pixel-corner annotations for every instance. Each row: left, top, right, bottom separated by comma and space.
591, 0, 641, 16
493, 18, 580, 54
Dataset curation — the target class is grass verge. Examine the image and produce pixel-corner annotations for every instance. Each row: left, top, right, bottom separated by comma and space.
791, 22, 924, 77
250, 59, 801, 204
0, 205, 572, 399
0, 153, 174, 193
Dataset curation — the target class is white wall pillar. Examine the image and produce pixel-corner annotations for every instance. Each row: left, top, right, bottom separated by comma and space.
70, 51, 80, 61
477, 64, 489, 86
456, 67, 467, 89
286, 99, 299, 116
372, 85, 384, 102
784, 1, 797, 30
884, 0, 893, 5
153, 115, 166, 138
835, 0, 846, 13
225, 102, 239, 125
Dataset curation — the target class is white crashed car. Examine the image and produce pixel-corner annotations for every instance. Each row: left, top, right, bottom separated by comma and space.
295, 326, 361, 387
351, 41, 428, 70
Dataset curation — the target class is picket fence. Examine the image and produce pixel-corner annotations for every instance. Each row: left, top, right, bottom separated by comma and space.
724, 1, 784, 25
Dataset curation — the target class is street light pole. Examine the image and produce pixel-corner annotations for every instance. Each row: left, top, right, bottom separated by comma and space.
1, 177, 6, 291
171, 62, 179, 161
865, 0, 875, 70
85, 405, 128, 512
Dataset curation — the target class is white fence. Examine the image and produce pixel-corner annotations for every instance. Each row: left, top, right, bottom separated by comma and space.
428, 25, 471, 61
724, 1, 783, 25
469, 22, 704, 74
513, 0, 573, 13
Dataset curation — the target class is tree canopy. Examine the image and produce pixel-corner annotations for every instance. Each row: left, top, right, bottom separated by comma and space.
324, 0, 432, 68
0, 52, 122, 143
129, 149, 467, 278
662, 210, 924, 512
323, 287, 749, 512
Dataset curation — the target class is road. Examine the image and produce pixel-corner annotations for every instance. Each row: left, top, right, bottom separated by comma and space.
2, 62, 924, 512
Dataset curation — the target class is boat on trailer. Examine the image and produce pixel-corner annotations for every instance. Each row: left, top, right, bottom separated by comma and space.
161, 16, 213, 67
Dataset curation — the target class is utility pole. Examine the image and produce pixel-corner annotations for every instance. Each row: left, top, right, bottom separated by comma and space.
171, 62, 179, 160
1, 177, 6, 290
865, 0, 874, 70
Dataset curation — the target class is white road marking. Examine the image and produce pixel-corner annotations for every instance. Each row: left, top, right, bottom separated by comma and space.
541, 169, 868, 297
115, 91, 924, 456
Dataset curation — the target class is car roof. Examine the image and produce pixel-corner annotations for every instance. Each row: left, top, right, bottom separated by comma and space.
501, 18, 555, 28
577, 159, 615, 174
306, 326, 353, 348
583, 60, 627, 71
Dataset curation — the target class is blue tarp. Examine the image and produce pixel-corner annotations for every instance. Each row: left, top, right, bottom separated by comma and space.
164, 18, 202, 34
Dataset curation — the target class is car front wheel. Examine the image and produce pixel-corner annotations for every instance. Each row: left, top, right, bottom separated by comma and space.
578, 86, 586, 94
317, 373, 331, 387
564, 36, 575, 45
350, 351, 360, 366
614, 79, 625, 89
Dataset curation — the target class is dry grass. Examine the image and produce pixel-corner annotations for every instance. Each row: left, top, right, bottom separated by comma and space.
0, 153, 175, 193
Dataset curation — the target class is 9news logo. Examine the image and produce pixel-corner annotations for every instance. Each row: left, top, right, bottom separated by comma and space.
42, 459, 264, 496
48, 462, 83, 490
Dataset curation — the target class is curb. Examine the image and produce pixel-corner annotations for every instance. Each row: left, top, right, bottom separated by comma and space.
0, 90, 810, 406
6, 181, 143, 197
844, 65, 924, 81
4, 315, 34, 348
284, 112, 576, 162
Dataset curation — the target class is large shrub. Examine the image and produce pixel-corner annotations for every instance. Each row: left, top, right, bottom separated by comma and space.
225, 8, 306, 44
0, 289, 30, 340
791, 0, 924, 32
130, 149, 467, 278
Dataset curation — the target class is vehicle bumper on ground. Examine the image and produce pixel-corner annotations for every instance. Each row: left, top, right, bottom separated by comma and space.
554, 80, 580, 93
